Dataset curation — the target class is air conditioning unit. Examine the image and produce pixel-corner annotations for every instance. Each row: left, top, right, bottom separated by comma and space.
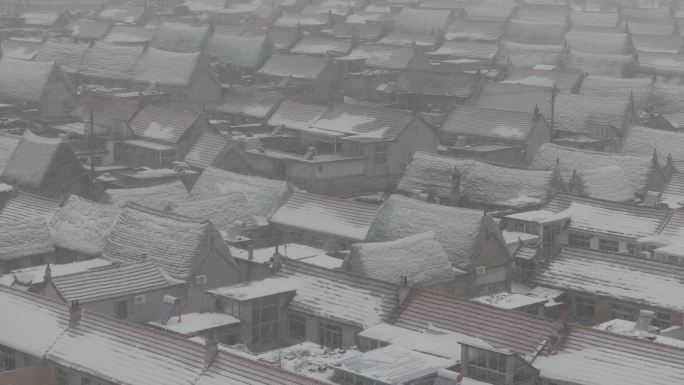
134, 295, 145, 305
476, 266, 486, 276
640, 251, 653, 259
195, 275, 208, 285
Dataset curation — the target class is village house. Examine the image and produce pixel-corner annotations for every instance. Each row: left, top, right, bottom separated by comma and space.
378, 71, 481, 113
1, 132, 89, 200
439, 105, 551, 166
256, 54, 343, 103
534, 246, 684, 328
503, 66, 585, 94
68, 19, 113, 42
530, 143, 668, 200
336, 44, 432, 101
289, 36, 354, 57
94, 4, 154, 26
368, 194, 511, 295
345, 231, 468, 295
182, 129, 232, 170
205, 33, 273, 82
102, 24, 157, 45
150, 21, 212, 53
0, 285, 330, 385
207, 258, 398, 352
32, 40, 90, 78
213, 86, 281, 125
397, 152, 561, 210
18, 9, 73, 31
232, 103, 438, 196
503, 194, 672, 258
0, 57, 75, 119
99, 203, 242, 314
269, 190, 378, 250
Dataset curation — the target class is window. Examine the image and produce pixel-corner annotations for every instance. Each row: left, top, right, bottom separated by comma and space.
568, 232, 591, 248
57, 368, 70, 385
627, 243, 638, 256
214, 298, 224, 313
598, 239, 619, 253
195, 275, 208, 285
92, 156, 103, 166
115, 300, 128, 320
512, 222, 538, 235
373, 144, 388, 165
0, 345, 16, 371
251, 297, 280, 344
223, 299, 240, 318
610, 302, 636, 321
288, 314, 306, 340
318, 322, 343, 348
466, 346, 506, 385
653, 312, 672, 329
575, 295, 595, 322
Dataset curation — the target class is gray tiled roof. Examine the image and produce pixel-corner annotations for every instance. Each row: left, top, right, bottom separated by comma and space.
0, 218, 54, 261
395, 72, 478, 98
312, 103, 418, 141
441, 105, 540, 142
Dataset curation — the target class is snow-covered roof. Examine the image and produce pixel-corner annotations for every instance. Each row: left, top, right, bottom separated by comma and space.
192, 167, 291, 221
79, 42, 144, 80
572, 166, 635, 202
215, 86, 280, 119
150, 22, 210, 53
274, 13, 330, 28
621, 125, 684, 162
504, 67, 584, 92
464, 2, 516, 20
95, 4, 147, 23
504, 19, 567, 45
569, 10, 620, 27
337, 44, 419, 70
472, 291, 547, 310
650, 82, 684, 115
541, 194, 669, 239
69, 19, 112, 40
0, 38, 42, 60
553, 93, 630, 134
348, 231, 464, 286
445, 19, 505, 42
536, 246, 684, 312
515, 3, 568, 23
534, 326, 684, 385
395, 71, 478, 98
395, 8, 451, 33
104, 180, 191, 210
267, 100, 330, 131
183, 130, 230, 169
632, 34, 684, 54
0, 286, 328, 385
593, 319, 684, 348
637, 51, 684, 77
270, 191, 378, 241
103, 25, 156, 44
578, 75, 652, 109
397, 152, 459, 200
291, 36, 353, 55
358, 323, 465, 359
441, 105, 541, 143
333, 344, 455, 384
101, 204, 217, 281
566, 51, 635, 77
20, 10, 62, 26
131, 48, 201, 87
530, 143, 657, 193
48, 195, 121, 255
258, 54, 331, 80
627, 21, 677, 35
209, 277, 299, 301
368, 195, 484, 268
0, 191, 60, 223
166, 192, 260, 235
566, 30, 630, 55
0, 259, 112, 287
129, 105, 199, 144
500, 40, 564, 67
659, 171, 684, 209
51, 261, 182, 303
0, 219, 54, 261
1, 131, 75, 191
0, 134, 21, 176
35, 40, 89, 74
148, 312, 240, 336
0, 57, 57, 103
206, 34, 270, 69
310, 103, 417, 141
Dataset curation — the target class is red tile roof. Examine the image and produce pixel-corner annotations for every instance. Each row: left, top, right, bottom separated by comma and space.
393, 290, 556, 357
130, 105, 200, 144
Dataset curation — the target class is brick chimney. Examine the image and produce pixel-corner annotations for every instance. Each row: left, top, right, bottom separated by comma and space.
204, 329, 219, 366
69, 301, 82, 327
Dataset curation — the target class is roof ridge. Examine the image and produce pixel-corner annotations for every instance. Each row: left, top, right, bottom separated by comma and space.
123, 202, 213, 225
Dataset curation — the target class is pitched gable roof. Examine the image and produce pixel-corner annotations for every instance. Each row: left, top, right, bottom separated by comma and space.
0, 219, 54, 261
258, 54, 331, 79
504, 67, 584, 92
48, 195, 121, 255
206, 34, 271, 69
393, 290, 556, 357
0, 134, 21, 176
572, 166, 635, 202
621, 125, 684, 162
0, 191, 60, 222
553, 93, 630, 134
368, 195, 483, 268
130, 105, 200, 144
150, 22, 211, 53
79, 42, 144, 80
441, 105, 542, 142
0, 38, 42, 60
270, 190, 378, 241
34, 40, 89, 74
131, 48, 202, 87
103, 180, 192, 210
215, 87, 281, 119
183, 130, 230, 169
348, 231, 464, 286
69, 19, 112, 40
101, 204, 215, 280
395, 8, 452, 32
338, 44, 419, 69
530, 143, 657, 194
311, 103, 418, 141
267, 100, 329, 131
397, 152, 459, 200
395, 72, 478, 98
70, 94, 142, 128
0, 57, 57, 103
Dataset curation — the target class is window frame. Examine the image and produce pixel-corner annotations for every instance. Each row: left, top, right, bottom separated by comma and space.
609, 302, 636, 321
251, 297, 280, 345
598, 238, 619, 253
318, 321, 343, 349
575, 295, 596, 322
568, 232, 591, 248
288, 313, 306, 341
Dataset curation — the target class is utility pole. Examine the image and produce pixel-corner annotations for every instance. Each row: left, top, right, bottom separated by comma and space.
88, 104, 96, 199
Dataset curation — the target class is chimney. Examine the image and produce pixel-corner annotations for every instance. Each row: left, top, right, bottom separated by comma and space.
204, 329, 219, 366
248, 245, 254, 260
69, 301, 82, 327
44, 263, 52, 283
